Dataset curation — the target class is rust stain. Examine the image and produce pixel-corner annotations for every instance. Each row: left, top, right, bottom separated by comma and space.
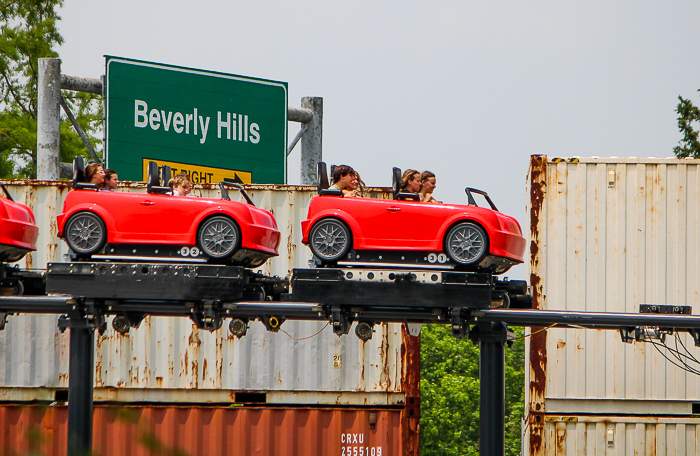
359, 336, 366, 386
191, 359, 199, 389
202, 358, 207, 381
555, 423, 566, 453
379, 323, 391, 390
183, 350, 188, 378
528, 155, 547, 456
400, 323, 421, 455
529, 330, 547, 455
143, 360, 150, 387
189, 325, 201, 388
400, 324, 420, 398
216, 329, 224, 389
287, 223, 296, 261
155, 377, 163, 388
556, 340, 565, 349
188, 326, 201, 348
168, 354, 174, 380
95, 332, 104, 387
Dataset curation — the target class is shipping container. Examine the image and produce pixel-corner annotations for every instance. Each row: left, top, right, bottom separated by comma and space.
0, 403, 418, 456
526, 155, 700, 455
0, 182, 416, 407
543, 415, 700, 455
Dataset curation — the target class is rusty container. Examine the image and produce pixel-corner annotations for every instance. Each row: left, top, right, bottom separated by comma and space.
0, 402, 419, 456
526, 155, 700, 455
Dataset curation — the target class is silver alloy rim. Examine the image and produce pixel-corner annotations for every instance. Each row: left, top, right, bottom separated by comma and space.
312, 220, 348, 260
448, 224, 485, 263
67, 214, 104, 253
201, 219, 237, 257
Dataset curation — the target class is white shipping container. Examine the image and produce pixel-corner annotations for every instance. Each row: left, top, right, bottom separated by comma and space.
544, 415, 700, 455
0, 181, 412, 404
525, 155, 700, 455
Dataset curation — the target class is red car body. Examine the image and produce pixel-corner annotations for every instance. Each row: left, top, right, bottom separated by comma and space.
0, 184, 39, 263
301, 193, 525, 274
57, 189, 280, 267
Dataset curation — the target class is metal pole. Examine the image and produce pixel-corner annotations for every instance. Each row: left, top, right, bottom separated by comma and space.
59, 96, 101, 164
288, 106, 314, 123
60, 74, 103, 95
37, 58, 61, 180
67, 323, 94, 456
300, 97, 323, 184
472, 322, 507, 456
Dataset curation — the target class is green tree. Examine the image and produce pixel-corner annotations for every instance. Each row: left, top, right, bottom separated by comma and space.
674, 91, 700, 159
0, 0, 101, 179
420, 325, 525, 456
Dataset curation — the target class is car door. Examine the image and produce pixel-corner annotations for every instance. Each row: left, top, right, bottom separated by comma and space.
99, 191, 169, 242
350, 198, 425, 249
358, 198, 454, 250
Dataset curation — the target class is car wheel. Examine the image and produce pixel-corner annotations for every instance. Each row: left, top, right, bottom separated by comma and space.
198, 216, 240, 260
309, 218, 351, 263
445, 222, 488, 266
65, 212, 107, 256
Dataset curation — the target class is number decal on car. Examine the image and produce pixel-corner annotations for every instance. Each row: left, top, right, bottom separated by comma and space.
179, 247, 202, 257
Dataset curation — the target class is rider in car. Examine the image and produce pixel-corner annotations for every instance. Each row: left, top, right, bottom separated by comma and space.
168, 173, 193, 197
399, 169, 421, 194
342, 171, 365, 198
84, 163, 106, 187
418, 170, 439, 203
102, 169, 119, 191
328, 165, 358, 196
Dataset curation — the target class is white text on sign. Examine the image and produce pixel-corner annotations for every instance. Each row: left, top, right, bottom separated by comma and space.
134, 100, 260, 145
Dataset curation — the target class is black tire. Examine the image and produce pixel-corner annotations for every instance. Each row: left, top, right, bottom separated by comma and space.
198, 216, 240, 260
65, 212, 107, 256
445, 221, 488, 266
309, 218, 351, 263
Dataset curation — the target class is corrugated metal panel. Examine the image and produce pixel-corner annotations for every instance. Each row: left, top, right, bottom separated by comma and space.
0, 404, 412, 456
544, 414, 700, 455
526, 155, 700, 455
0, 182, 408, 400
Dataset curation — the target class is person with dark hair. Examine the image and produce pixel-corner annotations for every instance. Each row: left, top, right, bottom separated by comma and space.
342, 171, 365, 198
399, 169, 420, 193
328, 165, 356, 193
84, 162, 105, 187
418, 170, 439, 203
103, 169, 119, 191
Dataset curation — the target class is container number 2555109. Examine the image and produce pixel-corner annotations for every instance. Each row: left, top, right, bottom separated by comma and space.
341, 433, 382, 456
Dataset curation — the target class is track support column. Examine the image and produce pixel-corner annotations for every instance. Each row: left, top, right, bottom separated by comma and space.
470, 321, 509, 456
67, 322, 94, 455
58, 309, 98, 456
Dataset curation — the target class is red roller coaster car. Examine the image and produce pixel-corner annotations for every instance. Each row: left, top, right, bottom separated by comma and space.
301, 165, 525, 274
0, 183, 38, 263
57, 160, 280, 267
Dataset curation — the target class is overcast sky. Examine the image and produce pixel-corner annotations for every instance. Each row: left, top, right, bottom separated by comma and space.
57, 1, 700, 278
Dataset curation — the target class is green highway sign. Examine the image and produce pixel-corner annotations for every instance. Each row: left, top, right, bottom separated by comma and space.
105, 56, 288, 184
